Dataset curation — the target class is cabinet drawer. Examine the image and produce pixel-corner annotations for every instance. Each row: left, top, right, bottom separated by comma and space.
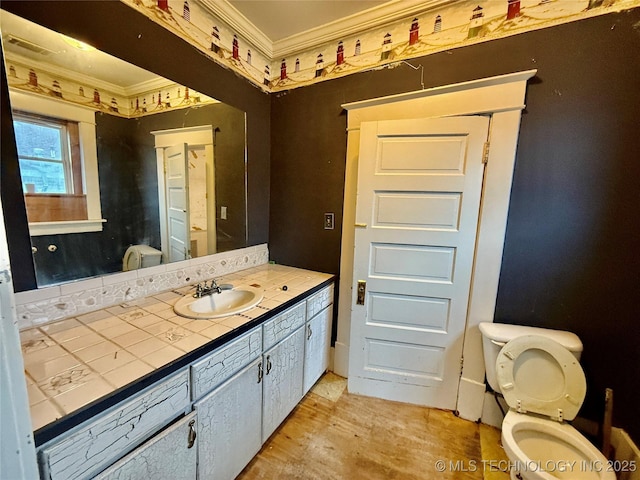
40, 370, 190, 480
191, 326, 262, 400
306, 284, 334, 319
262, 301, 305, 350
93, 412, 197, 480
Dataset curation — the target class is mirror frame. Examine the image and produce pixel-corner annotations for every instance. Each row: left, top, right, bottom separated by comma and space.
1, 1, 270, 292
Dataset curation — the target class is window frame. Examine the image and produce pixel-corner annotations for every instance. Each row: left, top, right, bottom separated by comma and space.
8, 90, 105, 236
13, 110, 82, 196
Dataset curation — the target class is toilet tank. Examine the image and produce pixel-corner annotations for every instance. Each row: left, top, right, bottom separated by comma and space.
123, 245, 163, 271
478, 322, 583, 393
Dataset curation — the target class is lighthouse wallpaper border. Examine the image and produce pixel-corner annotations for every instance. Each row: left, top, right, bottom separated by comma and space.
125, 0, 639, 92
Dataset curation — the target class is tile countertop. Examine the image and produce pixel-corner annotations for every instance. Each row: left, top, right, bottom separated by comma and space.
19, 264, 333, 441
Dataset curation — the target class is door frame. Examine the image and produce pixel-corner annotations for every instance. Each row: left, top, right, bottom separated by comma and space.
152, 126, 215, 261
336, 70, 537, 421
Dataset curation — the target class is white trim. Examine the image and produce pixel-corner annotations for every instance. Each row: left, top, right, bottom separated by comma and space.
0, 200, 39, 478
7, 50, 132, 99
5, 51, 218, 111
199, 0, 273, 58
8, 90, 105, 235
151, 125, 214, 147
337, 70, 536, 421
203, 0, 454, 60
9, 89, 96, 122
153, 126, 214, 261
272, 0, 452, 59
342, 70, 537, 117
29, 219, 106, 236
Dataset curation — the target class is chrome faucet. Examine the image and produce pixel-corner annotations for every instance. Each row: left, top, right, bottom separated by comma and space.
193, 279, 222, 298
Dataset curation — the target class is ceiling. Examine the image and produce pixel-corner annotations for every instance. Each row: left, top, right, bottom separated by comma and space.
227, 0, 387, 42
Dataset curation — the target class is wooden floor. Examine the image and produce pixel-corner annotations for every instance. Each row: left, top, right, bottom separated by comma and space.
237, 373, 489, 480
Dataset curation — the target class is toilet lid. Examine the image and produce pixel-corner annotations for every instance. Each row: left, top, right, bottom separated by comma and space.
496, 334, 586, 421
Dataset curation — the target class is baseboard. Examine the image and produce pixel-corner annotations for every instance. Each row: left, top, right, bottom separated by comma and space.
332, 341, 349, 377
456, 377, 485, 422
611, 428, 639, 480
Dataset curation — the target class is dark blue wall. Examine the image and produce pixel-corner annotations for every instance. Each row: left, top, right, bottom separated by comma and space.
269, 9, 640, 443
2, 1, 270, 289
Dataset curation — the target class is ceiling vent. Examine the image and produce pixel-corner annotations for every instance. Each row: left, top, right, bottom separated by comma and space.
5, 34, 57, 56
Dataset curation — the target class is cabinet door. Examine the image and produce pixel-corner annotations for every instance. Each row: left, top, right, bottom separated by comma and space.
262, 326, 305, 443
93, 412, 197, 480
41, 371, 190, 480
195, 357, 262, 480
303, 306, 332, 394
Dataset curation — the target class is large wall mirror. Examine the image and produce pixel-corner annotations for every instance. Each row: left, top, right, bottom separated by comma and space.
1, 9, 248, 288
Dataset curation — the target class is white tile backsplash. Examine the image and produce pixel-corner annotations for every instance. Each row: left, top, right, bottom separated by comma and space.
15, 244, 269, 330
60, 277, 103, 296
14, 285, 61, 304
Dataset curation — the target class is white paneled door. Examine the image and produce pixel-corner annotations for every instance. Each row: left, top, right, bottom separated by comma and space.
348, 116, 489, 409
165, 143, 190, 262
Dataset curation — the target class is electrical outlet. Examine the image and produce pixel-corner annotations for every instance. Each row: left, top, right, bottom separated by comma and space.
324, 213, 334, 230
221, 206, 227, 220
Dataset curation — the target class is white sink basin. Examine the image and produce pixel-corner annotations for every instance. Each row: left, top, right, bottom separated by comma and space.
173, 286, 264, 320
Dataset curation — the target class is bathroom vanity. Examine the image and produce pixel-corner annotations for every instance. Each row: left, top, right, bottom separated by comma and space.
19, 263, 334, 480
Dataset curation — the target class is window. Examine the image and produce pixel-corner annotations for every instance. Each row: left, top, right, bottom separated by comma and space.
8, 90, 104, 235
13, 112, 82, 195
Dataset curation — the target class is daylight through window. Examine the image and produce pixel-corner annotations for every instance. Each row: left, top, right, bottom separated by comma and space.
13, 112, 77, 194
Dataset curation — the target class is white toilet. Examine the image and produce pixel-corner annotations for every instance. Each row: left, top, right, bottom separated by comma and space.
122, 244, 163, 271
479, 322, 615, 480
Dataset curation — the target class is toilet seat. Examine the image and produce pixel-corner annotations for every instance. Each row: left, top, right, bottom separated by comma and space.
501, 410, 617, 480
496, 335, 586, 421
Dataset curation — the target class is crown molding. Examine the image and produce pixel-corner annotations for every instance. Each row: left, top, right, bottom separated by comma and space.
5, 51, 131, 97
5, 51, 183, 101
124, 76, 182, 98
199, 0, 274, 58
272, 0, 455, 59
198, 0, 457, 62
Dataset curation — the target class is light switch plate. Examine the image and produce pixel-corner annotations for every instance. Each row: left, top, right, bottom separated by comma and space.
324, 213, 334, 230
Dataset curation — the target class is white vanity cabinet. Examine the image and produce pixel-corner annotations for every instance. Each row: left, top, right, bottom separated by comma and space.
303, 285, 334, 394
38, 370, 190, 480
93, 412, 197, 480
303, 305, 332, 394
34, 281, 334, 480
261, 326, 305, 442
260, 301, 306, 442
195, 357, 263, 480
190, 326, 262, 400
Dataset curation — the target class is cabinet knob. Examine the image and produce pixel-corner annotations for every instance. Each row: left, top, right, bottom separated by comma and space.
187, 419, 197, 448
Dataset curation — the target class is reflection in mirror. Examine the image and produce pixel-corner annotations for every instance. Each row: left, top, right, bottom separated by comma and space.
1, 10, 248, 287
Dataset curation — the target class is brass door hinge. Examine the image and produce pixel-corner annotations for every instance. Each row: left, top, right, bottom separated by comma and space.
482, 142, 490, 164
